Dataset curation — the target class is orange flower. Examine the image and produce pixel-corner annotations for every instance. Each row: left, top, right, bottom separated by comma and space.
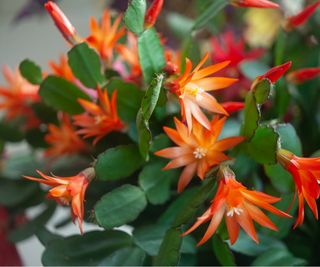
0, 66, 40, 129
86, 10, 126, 62
277, 149, 320, 227
73, 87, 124, 145
155, 117, 244, 192
23, 167, 95, 233
44, 114, 89, 157
44, 1, 81, 45
115, 32, 141, 82
49, 55, 75, 82
183, 166, 291, 245
168, 53, 238, 131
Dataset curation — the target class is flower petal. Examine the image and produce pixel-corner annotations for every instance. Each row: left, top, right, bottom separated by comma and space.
177, 162, 198, 192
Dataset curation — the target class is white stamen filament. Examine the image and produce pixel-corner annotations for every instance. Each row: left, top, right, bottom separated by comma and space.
226, 207, 243, 217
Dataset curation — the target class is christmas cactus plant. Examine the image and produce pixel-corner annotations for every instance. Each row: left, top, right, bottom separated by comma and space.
1, 0, 320, 265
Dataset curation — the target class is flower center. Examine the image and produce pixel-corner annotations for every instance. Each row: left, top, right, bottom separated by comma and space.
193, 147, 208, 159
180, 83, 204, 99
226, 207, 243, 217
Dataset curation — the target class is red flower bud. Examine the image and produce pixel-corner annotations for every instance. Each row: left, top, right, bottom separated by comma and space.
230, 0, 279, 8
44, 1, 79, 45
284, 1, 320, 31
164, 62, 179, 75
144, 0, 164, 28
286, 67, 320, 84
257, 61, 292, 83
221, 102, 244, 113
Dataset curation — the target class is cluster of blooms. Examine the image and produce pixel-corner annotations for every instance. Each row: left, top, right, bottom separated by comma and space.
0, 0, 320, 247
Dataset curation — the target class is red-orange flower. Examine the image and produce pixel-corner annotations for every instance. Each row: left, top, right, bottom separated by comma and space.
0, 66, 40, 129
183, 166, 291, 245
49, 55, 75, 82
284, 1, 320, 31
45, 114, 89, 157
277, 149, 320, 227
168, 53, 238, 131
73, 87, 124, 145
155, 117, 244, 192
286, 67, 320, 84
230, 0, 279, 8
144, 0, 164, 28
44, 1, 81, 45
23, 167, 95, 233
86, 10, 126, 62
116, 32, 141, 82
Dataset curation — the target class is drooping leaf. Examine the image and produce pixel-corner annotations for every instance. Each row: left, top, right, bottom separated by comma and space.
133, 224, 196, 256
107, 78, 144, 122
154, 227, 183, 266
212, 235, 235, 266
229, 232, 285, 256
136, 74, 164, 160
138, 28, 165, 83
39, 76, 90, 114
138, 160, 177, 205
68, 42, 105, 88
133, 224, 168, 256
251, 248, 307, 266
124, 0, 146, 35
94, 185, 147, 229
9, 202, 56, 243
136, 112, 152, 159
98, 247, 146, 266
192, 0, 228, 30
42, 230, 133, 266
35, 227, 63, 247
19, 59, 42, 85
95, 144, 144, 180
